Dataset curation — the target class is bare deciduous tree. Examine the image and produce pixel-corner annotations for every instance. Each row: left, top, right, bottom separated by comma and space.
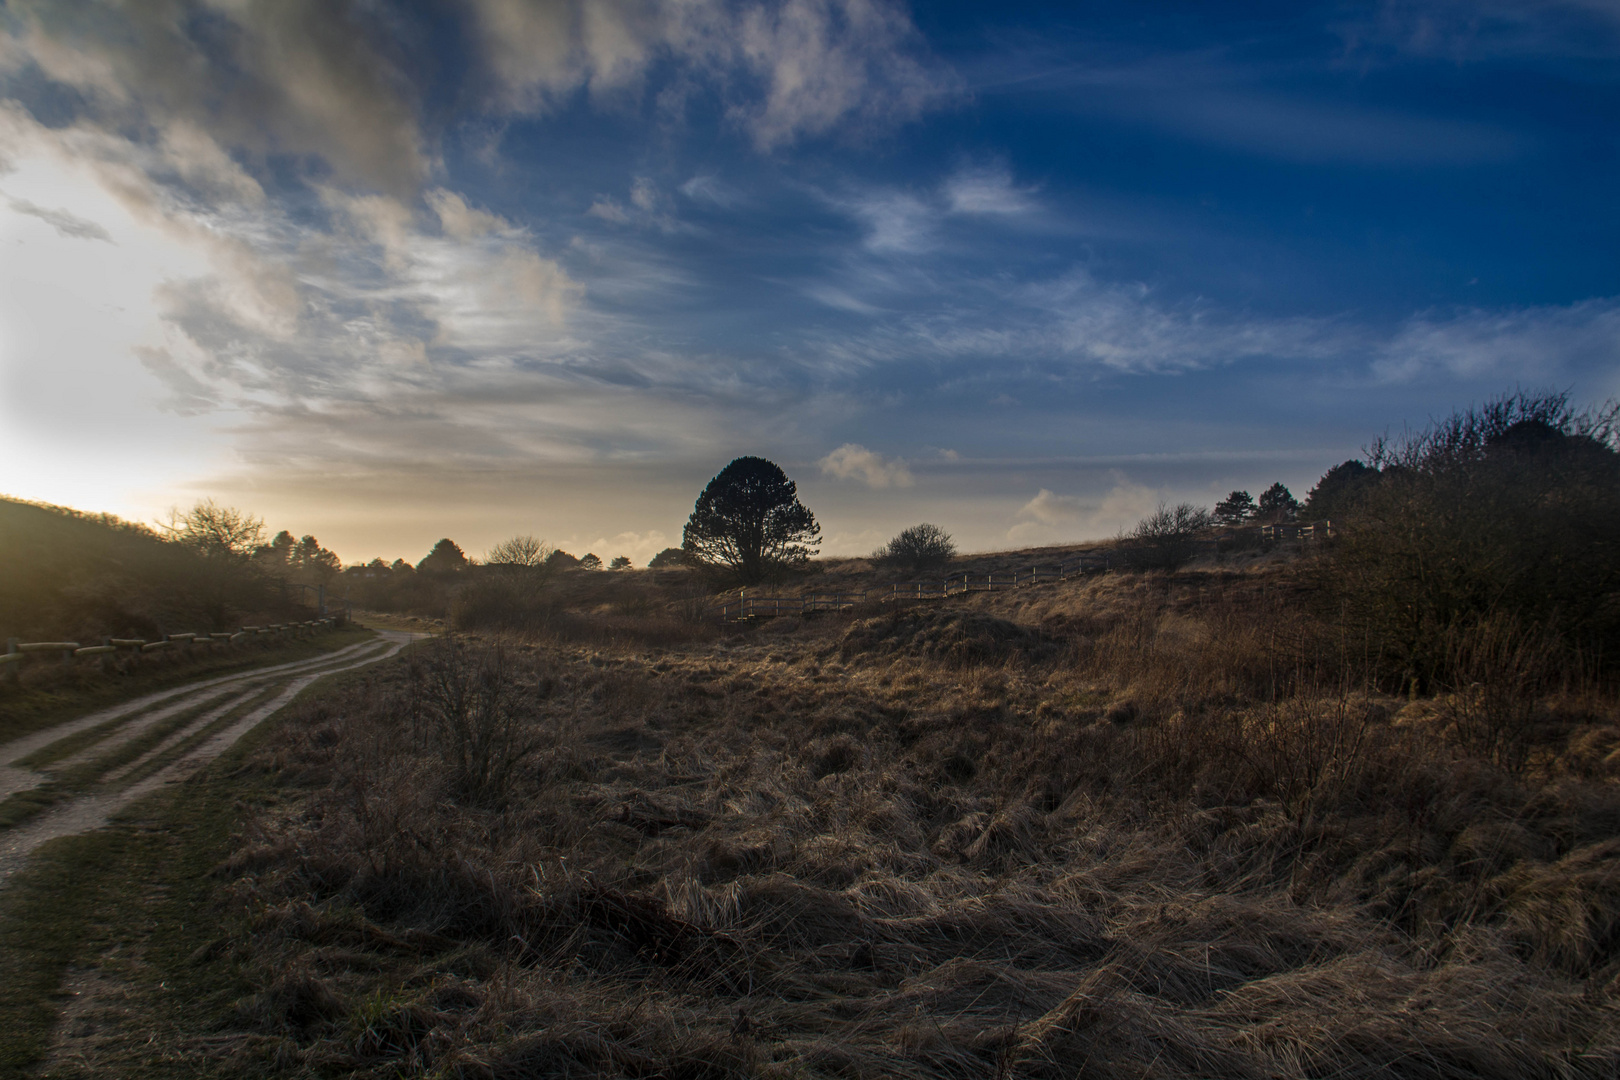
1123, 502, 1212, 572
159, 499, 265, 558
486, 535, 554, 568
873, 523, 956, 572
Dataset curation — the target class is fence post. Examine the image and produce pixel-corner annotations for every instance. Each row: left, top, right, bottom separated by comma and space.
4, 638, 16, 685
101, 636, 113, 673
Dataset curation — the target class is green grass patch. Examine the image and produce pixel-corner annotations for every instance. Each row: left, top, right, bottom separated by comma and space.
0, 628, 373, 746
0, 829, 133, 1076
0, 655, 401, 1079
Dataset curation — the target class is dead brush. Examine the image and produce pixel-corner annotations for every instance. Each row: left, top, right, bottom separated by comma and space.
1436, 613, 1563, 775
197, 567, 1620, 1079
409, 635, 546, 806
1234, 694, 1379, 824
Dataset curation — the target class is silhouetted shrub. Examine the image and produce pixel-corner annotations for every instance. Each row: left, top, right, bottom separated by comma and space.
1121, 502, 1212, 571
872, 523, 956, 572
1255, 482, 1299, 524
485, 535, 553, 567
1328, 390, 1620, 689
1301, 460, 1378, 521
647, 547, 688, 568
417, 538, 470, 576
1213, 491, 1255, 526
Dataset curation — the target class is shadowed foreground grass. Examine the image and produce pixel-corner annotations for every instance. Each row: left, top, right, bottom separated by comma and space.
146, 566, 1620, 1078
0, 729, 274, 1078
0, 653, 430, 1080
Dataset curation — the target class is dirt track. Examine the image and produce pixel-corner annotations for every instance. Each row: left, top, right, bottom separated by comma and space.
0, 630, 421, 888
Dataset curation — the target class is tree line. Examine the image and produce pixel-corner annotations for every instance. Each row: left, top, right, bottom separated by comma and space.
1121, 390, 1620, 691
11, 388, 1613, 693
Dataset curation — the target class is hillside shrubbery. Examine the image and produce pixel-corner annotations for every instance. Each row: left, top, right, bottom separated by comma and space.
1121, 502, 1211, 571
872, 523, 957, 573
0, 496, 357, 641
1325, 391, 1620, 692
0, 497, 296, 640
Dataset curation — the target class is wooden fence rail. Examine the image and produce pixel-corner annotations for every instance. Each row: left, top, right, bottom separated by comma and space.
1, 617, 341, 683
1258, 522, 1333, 543
715, 559, 1117, 622
714, 523, 1335, 623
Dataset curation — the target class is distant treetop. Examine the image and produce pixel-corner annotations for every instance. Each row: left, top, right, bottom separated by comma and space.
486, 534, 552, 568
1302, 460, 1378, 522
1255, 482, 1299, 524
682, 456, 820, 584
418, 538, 469, 575
648, 547, 688, 568
873, 523, 956, 572
1213, 491, 1256, 527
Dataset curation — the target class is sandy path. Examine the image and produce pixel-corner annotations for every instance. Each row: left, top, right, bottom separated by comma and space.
0, 637, 391, 772
0, 630, 422, 889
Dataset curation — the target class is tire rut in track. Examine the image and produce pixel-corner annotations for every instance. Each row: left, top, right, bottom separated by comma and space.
0, 630, 423, 889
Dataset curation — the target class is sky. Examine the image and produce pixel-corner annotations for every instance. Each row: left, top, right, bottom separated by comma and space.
1, 0, 1617, 566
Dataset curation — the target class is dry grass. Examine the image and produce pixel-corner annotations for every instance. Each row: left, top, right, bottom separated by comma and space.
201, 562, 1620, 1078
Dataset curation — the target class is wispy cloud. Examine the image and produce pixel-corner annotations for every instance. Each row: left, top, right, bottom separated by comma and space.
1373, 299, 1620, 383
1334, 0, 1620, 64
795, 263, 1620, 386
819, 443, 913, 487
679, 174, 739, 207
1143, 90, 1526, 166
4, 193, 112, 241
944, 163, 1037, 216
974, 41, 1530, 166
2, 0, 431, 196
1008, 477, 1161, 544
845, 189, 937, 252
465, 0, 958, 149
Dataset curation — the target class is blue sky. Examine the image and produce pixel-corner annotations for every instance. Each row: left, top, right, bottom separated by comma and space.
1, 0, 1616, 563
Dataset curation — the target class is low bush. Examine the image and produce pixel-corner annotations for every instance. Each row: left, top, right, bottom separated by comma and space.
1121, 502, 1212, 572
872, 523, 957, 573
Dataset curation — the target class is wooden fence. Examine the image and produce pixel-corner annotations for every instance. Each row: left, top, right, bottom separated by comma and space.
715, 523, 1336, 622
1257, 522, 1333, 543
1, 617, 341, 683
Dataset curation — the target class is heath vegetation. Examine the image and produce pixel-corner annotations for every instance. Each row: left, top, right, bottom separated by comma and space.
173, 556, 1620, 1078
9, 391, 1620, 1078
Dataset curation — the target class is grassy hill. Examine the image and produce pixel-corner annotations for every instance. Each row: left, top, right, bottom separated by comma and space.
0, 496, 302, 642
